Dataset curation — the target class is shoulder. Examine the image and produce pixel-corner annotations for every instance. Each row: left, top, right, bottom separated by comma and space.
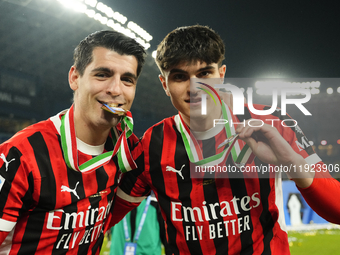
142, 116, 176, 139
0, 119, 59, 176
1, 119, 58, 150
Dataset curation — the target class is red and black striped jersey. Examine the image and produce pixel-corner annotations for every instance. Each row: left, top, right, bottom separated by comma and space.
117, 104, 321, 255
0, 111, 138, 254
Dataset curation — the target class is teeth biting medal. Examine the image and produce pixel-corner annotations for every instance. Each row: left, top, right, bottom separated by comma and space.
101, 103, 127, 116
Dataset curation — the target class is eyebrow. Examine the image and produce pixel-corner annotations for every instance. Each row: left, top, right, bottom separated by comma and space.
91, 67, 137, 80
91, 67, 112, 74
123, 72, 138, 81
169, 65, 216, 74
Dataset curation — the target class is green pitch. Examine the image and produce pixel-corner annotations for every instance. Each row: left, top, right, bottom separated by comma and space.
100, 228, 340, 255
99, 237, 110, 255
288, 228, 340, 255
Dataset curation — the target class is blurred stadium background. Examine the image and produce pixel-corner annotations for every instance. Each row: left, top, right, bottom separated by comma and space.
1, 0, 339, 176
0, 0, 177, 143
1, 1, 340, 254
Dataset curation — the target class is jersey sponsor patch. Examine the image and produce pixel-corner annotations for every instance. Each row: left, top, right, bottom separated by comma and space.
0, 175, 5, 192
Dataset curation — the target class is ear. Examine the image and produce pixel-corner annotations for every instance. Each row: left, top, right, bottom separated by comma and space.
159, 74, 170, 97
219, 64, 227, 78
69, 66, 80, 91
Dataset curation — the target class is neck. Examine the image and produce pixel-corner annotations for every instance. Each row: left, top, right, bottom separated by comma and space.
73, 111, 112, 146
189, 117, 217, 131
75, 124, 111, 146
182, 108, 223, 132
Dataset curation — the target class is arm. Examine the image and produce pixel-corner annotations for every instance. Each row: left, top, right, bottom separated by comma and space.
109, 191, 142, 228
109, 142, 149, 228
297, 170, 340, 224
0, 143, 29, 246
109, 134, 151, 227
109, 186, 147, 227
236, 119, 314, 188
236, 119, 340, 223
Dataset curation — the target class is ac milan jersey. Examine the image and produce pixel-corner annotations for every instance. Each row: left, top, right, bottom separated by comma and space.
0, 111, 138, 254
117, 105, 321, 255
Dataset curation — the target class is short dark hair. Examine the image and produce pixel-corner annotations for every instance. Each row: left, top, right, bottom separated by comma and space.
156, 25, 225, 73
73, 30, 146, 77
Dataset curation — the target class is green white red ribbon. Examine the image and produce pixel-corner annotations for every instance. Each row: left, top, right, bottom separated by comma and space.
60, 105, 136, 173
176, 82, 255, 167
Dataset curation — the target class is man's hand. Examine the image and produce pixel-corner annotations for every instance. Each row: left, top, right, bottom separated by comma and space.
236, 119, 301, 166
236, 119, 315, 188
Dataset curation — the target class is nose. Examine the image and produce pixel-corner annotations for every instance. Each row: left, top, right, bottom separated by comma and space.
106, 76, 122, 96
189, 78, 205, 95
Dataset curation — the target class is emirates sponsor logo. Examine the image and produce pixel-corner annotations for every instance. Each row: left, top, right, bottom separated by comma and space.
171, 192, 261, 241
46, 200, 113, 249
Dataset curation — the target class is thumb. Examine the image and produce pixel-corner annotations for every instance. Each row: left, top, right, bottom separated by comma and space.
240, 136, 258, 151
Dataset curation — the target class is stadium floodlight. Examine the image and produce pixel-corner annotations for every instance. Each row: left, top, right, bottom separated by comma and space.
57, 0, 87, 13
127, 21, 153, 42
337, 87, 340, 93
326, 87, 333, 95
112, 12, 127, 25
152, 50, 157, 59
321, 140, 327, 146
55, 0, 152, 49
85, 9, 95, 18
255, 80, 321, 96
85, 0, 97, 8
310, 88, 320, 95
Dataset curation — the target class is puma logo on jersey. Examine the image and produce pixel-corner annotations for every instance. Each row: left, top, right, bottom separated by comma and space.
166, 165, 185, 180
0, 153, 15, 172
61, 181, 80, 199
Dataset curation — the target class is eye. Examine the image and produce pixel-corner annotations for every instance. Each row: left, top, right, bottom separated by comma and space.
171, 73, 188, 81
122, 77, 135, 85
95, 73, 109, 78
197, 71, 212, 78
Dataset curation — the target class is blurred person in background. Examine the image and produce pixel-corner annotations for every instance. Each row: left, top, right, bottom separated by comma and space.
109, 192, 171, 255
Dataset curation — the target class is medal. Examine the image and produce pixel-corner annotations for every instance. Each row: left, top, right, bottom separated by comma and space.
60, 105, 136, 173
176, 82, 255, 168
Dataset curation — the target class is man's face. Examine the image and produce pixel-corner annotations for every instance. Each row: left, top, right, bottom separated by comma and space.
160, 61, 226, 128
69, 47, 138, 131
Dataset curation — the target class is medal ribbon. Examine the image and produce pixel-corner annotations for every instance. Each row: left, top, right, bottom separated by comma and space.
123, 195, 152, 242
177, 82, 255, 167
60, 105, 136, 173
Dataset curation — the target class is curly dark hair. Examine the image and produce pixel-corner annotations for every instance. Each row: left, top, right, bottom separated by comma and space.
155, 25, 225, 73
